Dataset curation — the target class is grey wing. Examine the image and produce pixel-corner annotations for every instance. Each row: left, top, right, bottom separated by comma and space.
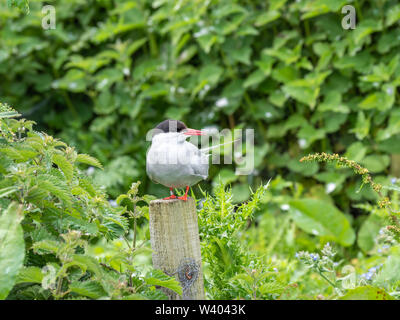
190, 148, 209, 179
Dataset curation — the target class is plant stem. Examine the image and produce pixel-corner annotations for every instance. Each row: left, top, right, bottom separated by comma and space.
133, 204, 137, 249
317, 269, 342, 295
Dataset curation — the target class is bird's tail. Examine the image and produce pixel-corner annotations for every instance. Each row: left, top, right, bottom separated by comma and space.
200, 139, 240, 153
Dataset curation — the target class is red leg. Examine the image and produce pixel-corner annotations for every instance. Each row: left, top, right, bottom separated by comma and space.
178, 186, 190, 201
163, 188, 176, 200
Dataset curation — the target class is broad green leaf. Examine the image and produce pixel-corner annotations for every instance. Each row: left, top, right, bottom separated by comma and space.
289, 198, 355, 246
0, 202, 25, 299
386, 4, 400, 27
340, 286, 394, 300
357, 214, 385, 253
244, 70, 266, 88
350, 111, 370, 140
344, 142, 367, 162
69, 281, 107, 299
359, 91, 394, 111
254, 10, 281, 27
145, 269, 182, 296
16, 267, 44, 284
283, 84, 319, 109
361, 155, 390, 173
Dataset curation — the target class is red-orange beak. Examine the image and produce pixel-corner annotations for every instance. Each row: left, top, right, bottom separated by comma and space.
183, 128, 205, 136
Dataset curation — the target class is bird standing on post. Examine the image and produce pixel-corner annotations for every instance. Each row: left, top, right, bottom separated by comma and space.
146, 120, 209, 201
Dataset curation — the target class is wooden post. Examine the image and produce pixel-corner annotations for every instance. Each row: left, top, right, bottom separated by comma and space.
149, 198, 205, 300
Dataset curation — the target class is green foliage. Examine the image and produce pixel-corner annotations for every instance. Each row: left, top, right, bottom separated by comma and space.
1, 0, 399, 205
2, 0, 400, 301
0, 105, 180, 300
0, 202, 25, 299
289, 198, 355, 246
340, 286, 394, 300
198, 181, 287, 299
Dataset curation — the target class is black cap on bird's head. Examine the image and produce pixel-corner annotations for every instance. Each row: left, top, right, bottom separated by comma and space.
155, 119, 187, 133
154, 120, 204, 136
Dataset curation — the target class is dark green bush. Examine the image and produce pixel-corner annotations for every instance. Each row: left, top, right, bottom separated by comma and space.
3, 0, 400, 300
2, 0, 399, 206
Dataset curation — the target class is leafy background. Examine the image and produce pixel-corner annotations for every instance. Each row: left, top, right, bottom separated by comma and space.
1, 0, 400, 300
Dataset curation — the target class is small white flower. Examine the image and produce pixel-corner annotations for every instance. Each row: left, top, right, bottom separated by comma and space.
326, 182, 336, 194
87, 166, 95, 175
298, 139, 307, 149
265, 112, 272, 118
123, 67, 130, 76
281, 204, 290, 211
386, 87, 394, 95
216, 97, 229, 108
68, 82, 77, 90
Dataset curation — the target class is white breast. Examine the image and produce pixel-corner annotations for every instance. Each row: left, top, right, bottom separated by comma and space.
146, 133, 209, 188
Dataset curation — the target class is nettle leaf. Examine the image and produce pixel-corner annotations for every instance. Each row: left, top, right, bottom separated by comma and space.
0, 146, 37, 162
16, 267, 44, 284
75, 154, 103, 169
0, 202, 25, 299
69, 280, 107, 299
289, 198, 355, 246
145, 269, 182, 296
32, 239, 60, 255
35, 174, 72, 204
78, 178, 98, 197
52, 153, 74, 181
0, 186, 19, 198
71, 255, 104, 279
